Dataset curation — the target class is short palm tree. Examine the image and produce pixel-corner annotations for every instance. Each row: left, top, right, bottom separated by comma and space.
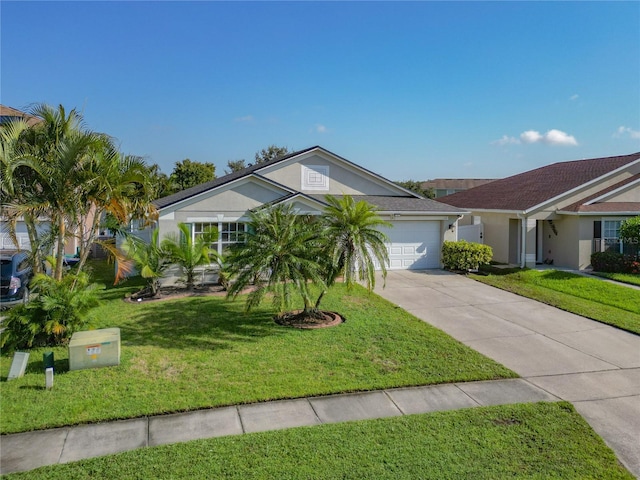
315, 194, 391, 308
225, 203, 325, 315
161, 223, 218, 290
121, 228, 169, 296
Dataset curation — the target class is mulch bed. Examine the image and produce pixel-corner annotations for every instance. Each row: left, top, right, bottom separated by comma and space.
274, 310, 344, 329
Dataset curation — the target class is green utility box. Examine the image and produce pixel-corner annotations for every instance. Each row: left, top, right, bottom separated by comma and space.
69, 328, 121, 371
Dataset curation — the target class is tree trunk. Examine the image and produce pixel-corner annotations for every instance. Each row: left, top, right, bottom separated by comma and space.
54, 215, 66, 281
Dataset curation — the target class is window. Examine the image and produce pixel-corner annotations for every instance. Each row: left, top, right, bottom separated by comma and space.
301, 165, 329, 191
194, 222, 246, 253
603, 220, 622, 253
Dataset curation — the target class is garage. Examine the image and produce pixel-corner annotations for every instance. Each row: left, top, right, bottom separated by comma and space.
381, 221, 442, 270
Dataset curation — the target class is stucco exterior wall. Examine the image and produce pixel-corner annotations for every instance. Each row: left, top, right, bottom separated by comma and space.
470, 212, 512, 264
605, 185, 640, 202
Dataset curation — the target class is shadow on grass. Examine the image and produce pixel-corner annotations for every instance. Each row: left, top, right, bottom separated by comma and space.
118, 296, 287, 351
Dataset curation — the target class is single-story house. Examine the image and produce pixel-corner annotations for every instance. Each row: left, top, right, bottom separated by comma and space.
439, 152, 640, 270
151, 146, 467, 271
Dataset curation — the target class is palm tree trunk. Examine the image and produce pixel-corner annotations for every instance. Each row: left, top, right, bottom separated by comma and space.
54, 215, 66, 280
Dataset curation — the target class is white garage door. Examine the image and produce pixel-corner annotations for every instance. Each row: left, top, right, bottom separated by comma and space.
379, 221, 441, 270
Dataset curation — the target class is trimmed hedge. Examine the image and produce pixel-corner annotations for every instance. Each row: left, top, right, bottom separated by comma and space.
591, 251, 640, 274
442, 240, 493, 271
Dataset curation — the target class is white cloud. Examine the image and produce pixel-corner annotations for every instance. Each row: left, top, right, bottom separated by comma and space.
570, 94, 579, 101
234, 115, 254, 123
312, 124, 328, 133
614, 126, 640, 139
520, 130, 544, 144
493, 129, 578, 147
544, 129, 578, 146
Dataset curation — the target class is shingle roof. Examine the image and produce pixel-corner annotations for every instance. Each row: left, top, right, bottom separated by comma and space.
307, 195, 466, 214
0, 105, 41, 127
439, 152, 640, 212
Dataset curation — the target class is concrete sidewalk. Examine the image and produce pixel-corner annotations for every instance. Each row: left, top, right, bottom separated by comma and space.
373, 270, 640, 478
0, 378, 557, 475
1, 270, 638, 476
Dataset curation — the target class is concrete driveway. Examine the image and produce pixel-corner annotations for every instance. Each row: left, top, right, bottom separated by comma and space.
373, 270, 640, 477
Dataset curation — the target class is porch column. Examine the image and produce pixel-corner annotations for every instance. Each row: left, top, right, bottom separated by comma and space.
520, 218, 537, 268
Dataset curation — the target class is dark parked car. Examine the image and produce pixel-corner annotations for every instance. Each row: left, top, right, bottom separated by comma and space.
0, 250, 33, 307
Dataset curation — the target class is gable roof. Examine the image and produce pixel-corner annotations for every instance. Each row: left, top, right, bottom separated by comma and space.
559, 174, 640, 214
154, 145, 466, 216
440, 152, 640, 212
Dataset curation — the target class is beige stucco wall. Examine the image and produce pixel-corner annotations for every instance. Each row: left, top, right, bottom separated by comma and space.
470, 212, 512, 264
542, 216, 580, 269
259, 154, 402, 196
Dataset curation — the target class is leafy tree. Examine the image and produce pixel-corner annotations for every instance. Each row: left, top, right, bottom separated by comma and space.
254, 145, 290, 165
620, 216, 640, 242
395, 180, 435, 199
145, 163, 175, 198
225, 159, 247, 174
225, 204, 325, 315
0, 270, 102, 351
161, 222, 218, 290
169, 158, 215, 191
121, 228, 169, 296
315, 195, 391, 308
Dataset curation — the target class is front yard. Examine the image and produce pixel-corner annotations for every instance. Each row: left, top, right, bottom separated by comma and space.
472, 269, 640, 335
5, 403, 632, 479
0, 271, 515, 434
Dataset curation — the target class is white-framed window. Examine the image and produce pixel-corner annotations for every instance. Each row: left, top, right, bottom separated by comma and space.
194, 222, 247, 254
301, 165, 329, 191
603, 220, 622, 253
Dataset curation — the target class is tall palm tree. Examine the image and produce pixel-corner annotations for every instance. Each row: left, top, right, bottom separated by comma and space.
225, 204, 325, 315
315, 194, 391, 308
161, 223, 218, 290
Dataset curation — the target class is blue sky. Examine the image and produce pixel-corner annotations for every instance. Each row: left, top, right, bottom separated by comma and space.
2, 1, 639, 181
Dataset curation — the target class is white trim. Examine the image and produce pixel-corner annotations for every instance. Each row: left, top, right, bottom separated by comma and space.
557, 210, 640, 216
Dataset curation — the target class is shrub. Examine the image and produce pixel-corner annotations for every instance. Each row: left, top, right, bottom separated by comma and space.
591, 251, 640, 274
0, 271, 103, 352
442, 240, 493, 271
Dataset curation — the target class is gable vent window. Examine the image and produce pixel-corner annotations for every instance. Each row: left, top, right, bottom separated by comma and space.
301, 165, 329, 191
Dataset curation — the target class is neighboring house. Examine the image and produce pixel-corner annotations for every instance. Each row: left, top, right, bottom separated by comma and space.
152, 146, 467, 271
0, 104, 40, 127
421, 179, 497, 198
440, 152, 640, 270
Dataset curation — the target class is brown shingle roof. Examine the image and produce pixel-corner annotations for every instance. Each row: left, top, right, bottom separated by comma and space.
439, 152, 640, 212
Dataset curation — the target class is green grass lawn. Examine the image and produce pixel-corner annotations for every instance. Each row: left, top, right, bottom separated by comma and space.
0, 266, 515, 434
5, 402, 632, 479
472, 269, 640, 334
591, 271, 640, 287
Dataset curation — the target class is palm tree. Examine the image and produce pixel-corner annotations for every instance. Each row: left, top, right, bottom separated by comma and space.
161, 223, 218, 290
225, 204, 326, 315
315, 194, 392, 308
2, 104, 157, 281
120, 228, 169, 296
